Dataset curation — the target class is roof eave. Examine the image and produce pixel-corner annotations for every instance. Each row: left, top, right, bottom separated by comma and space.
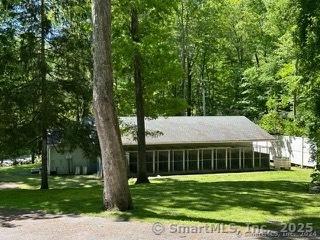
122, 138, 276, 146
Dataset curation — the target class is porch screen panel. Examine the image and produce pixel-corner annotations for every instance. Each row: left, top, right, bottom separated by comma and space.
230, 148, 240, 169
254, 152, 261, 168
243, 148, 254, 169
202, 150, 212, 170
146, 151, 154, 174
172, 150, 184, 172
261, 153, 270, 168
188, 150, 198, 171
158, 151, 169, 173
216, 149, 226, 170
129, 152, 138, 174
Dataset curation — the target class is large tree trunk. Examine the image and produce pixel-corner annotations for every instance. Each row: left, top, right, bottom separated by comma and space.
131, 6, 149, 184
92, 0, 133, 211
40, 0, 48, 190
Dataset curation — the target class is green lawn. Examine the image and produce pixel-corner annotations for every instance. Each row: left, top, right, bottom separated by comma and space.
0, 164, 319, 229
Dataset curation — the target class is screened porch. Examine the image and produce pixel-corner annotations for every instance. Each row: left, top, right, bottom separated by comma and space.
126, 147, 270, 177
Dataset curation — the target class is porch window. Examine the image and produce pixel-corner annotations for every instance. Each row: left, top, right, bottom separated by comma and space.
158, 150, 169, 173
172, 150, 184, 172
216, 149, 227, 170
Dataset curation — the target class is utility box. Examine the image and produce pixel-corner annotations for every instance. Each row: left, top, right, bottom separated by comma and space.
274, 157, 291, 170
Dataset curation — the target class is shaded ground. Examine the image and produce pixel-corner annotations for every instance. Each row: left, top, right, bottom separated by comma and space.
0, 165, 320, 231
1, 212, 319, 240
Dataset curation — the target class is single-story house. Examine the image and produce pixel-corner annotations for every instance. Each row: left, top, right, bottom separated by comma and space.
48, 116, 274, 175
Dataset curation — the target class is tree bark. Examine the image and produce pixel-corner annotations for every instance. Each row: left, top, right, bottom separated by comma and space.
40, 0, 48, 190
255, 53, 260, 68
131, 6, 149, 184
179, 0, 191, 116
92, 0, 133, 210
180, 0, 187, 101
31, 149, 35, 164
186, 56, 192, 116
40, 129, 48, 189
200, 49, 207, 116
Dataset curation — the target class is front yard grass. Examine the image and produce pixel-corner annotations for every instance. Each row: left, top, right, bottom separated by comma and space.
0, 164, 319, 229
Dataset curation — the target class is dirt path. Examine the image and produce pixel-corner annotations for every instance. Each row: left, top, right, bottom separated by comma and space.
0, 183, 20, 189
0, 212, 319, 240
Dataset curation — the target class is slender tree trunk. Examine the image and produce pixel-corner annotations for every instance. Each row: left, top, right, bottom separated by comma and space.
180, 0, 187, 101
200, 49, 207, 116
255, 53, 260, 68
31, 148, 35, 164
131, 6, 149, 184
293, 91, 297, 118
179, 0, 191, 116
40, 0, 48, 190
186, 56, 192, 116
92, 0, 132, 211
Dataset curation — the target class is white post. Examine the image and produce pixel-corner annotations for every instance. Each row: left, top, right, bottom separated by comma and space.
301, 137, 304, 168
211, 149, 214, 170
187, 150, 189, 171
201, 150, 204, 170
157, 151, 159, 173
225, 149, 228, 169
259, 149, 262, 168
47, 145, 51, 175
253, 149, 255, 168
215, 149, 218, 169
126, 152, 130, 163
243, 150, 245, 168
172, 151, 175, 172
183, 150, 185, 171
168, 151, 170, 172
197, 150, 200, 171
239, 148, 242, 169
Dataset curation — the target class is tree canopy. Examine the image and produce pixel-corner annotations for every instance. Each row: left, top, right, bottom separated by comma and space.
1, 0, 320, 166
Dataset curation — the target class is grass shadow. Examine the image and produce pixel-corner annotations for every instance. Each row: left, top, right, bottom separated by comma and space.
1, 166, 319, 230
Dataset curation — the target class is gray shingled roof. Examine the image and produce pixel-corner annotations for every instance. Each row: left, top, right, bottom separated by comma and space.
120, 116, 274, 146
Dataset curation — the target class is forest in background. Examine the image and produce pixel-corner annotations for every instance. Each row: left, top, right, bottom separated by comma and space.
0, 0, 320, 163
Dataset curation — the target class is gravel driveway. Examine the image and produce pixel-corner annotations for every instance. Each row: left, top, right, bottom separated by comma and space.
0, 212, 319, 240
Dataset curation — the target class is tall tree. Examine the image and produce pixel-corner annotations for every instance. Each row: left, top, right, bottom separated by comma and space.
92, 0, 133, 210
40, 0, 48, 190
131, 4, 149, 184
296, 0, 320, 167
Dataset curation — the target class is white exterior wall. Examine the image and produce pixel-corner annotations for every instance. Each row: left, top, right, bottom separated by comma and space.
48, 147, 91, 174
253, 136, 316, 168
